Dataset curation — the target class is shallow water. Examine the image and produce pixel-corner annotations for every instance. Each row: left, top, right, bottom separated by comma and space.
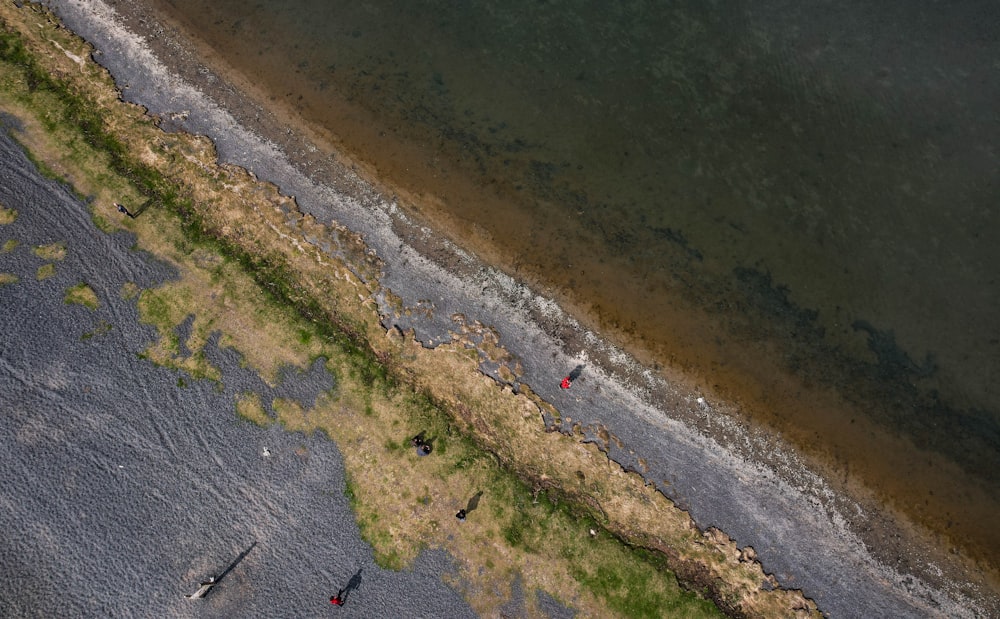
149, 0, 999, 558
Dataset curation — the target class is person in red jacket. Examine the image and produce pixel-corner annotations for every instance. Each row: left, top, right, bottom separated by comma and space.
331, 567, 363, 607
561, 365, 585, 389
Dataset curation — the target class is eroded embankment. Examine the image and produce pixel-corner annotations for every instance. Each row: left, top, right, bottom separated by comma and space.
0, 3, 825, 617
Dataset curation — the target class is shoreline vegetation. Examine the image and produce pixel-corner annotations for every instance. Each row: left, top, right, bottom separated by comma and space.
0, 3, 822, 617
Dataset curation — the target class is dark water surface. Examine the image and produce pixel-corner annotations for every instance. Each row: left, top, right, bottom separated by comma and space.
149, 0, 999, 560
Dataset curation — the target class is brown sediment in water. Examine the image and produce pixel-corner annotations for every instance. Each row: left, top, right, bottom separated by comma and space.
123, 0, 999, 596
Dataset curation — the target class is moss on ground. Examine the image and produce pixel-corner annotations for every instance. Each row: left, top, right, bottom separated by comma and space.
81, 320, 113, 340
0, 204, 16, 224
32, 241, 65, 261
119, 281, 140, 300
235, 391, 271, 426
35, 262, 54, 280
64, 282, 98, 309
0, 5, 822, 617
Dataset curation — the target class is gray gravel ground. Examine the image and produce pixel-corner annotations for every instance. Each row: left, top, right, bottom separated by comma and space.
0, 124, 480, 618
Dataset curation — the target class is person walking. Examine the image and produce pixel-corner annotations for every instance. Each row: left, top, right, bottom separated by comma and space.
330, 566, 363, 607
456, 491, 482, 521
114, 202, 136, 218
561, 365, 585, 389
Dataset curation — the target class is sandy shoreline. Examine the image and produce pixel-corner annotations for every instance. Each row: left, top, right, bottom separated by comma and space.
31, 1, 1000, 616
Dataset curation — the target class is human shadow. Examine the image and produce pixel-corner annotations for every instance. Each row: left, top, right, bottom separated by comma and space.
216, 540, 257, 584
465, 491, 483, 513
115, 198, 153, 219
568, 364, 585, 382
343, 567, 363, 601
187, 540, 256, 599
133, 197, 154, 217
457, 491, 483, 520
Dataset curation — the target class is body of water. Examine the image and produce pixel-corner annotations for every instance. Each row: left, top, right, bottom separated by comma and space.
148, 0, 999, 565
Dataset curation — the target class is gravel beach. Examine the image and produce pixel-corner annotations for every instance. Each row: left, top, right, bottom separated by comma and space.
0, 122, 486, 617
6, 1, 997, 616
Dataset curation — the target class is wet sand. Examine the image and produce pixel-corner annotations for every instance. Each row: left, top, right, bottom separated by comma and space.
35, 1, 1000, 616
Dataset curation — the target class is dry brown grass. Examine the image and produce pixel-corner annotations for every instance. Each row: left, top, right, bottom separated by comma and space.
64, 282, 98, 309
32, 241, 65, 261
0, 204, 16, 224
235, 392, 271, 426
35, 262, 55, 280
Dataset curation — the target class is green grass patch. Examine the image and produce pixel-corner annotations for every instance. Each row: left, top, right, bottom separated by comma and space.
64, 282, 98, 309
138, 287, 185, 327
35, 262, 55, 280
120, 281, 140, 300
235, 392, 271, 426
135, 285, 222, 382
20, 139, 70, 188
297, 327, 313, 345
343, 475, 359, 508
32, 241, 66, 261
81, 320, 113, 340
0, 272, 18, 286
570, 548, 721, 619
1, 239, 18, 253
0, 204, 16, 224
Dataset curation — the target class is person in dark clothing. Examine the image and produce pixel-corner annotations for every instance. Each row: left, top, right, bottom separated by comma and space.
330, 590, 345, 606
456, 491, 482, 521
114, 202, 136, 218
412, 431, 434, 456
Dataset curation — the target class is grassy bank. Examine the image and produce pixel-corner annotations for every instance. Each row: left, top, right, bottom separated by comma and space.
0, 3, 820, 616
